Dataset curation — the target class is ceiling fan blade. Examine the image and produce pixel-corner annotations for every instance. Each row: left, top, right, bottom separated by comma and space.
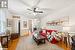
38, 11, 43, 13
38, 8, 53, 11
27, 8, 33, 11
35, 11, 43, 13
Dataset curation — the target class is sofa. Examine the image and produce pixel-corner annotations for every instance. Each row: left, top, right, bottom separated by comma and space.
40, 29, 59, 44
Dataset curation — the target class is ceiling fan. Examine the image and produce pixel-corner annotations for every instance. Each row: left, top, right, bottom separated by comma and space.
27, 7, 43, 13
19, 0, 52, 15
26, 0, 44, 14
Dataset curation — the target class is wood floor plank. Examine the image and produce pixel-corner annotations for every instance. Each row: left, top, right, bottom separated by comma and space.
8, 37, 71, 50
8, 38, 19, 50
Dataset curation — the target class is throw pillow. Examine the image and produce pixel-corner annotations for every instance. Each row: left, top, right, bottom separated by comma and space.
34, 34, 38, 38
47, 34, 53, 42
42, 29, 46, 33
51, 31, 57, 36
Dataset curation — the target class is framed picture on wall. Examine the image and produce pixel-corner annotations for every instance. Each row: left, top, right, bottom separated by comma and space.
23, 21, 27, 28
7, 19, 12, 27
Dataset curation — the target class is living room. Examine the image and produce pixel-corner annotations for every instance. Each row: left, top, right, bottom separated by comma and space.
0, 0, 75, 50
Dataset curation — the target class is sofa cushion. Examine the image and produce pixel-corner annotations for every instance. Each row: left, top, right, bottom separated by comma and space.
40, 29, 59, 43
51, 31, 57, 36
46, 30, 57, 35
40, 29, 46, 36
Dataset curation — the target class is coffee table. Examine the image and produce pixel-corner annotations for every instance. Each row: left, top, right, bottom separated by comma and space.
33, 35, 46, 45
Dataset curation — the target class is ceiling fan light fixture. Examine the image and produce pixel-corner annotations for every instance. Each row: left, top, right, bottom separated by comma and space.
33, 13, 37, 15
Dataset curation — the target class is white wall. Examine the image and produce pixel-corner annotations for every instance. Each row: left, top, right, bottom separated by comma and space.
6, 10, 29, 35
41, 4, 75, 32
20, 16, 29, 36
6, 10, 13, 34
6, 11, 38, 36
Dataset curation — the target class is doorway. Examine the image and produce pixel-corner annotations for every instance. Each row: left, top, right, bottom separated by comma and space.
18, 21, 20, 36
28, 20, 32, 33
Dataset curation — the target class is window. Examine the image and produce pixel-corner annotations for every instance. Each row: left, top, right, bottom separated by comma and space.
0, 0, 8, 8
0, 9, 6, 34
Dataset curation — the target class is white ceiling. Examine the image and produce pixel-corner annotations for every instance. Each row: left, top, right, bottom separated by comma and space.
8, 0, 75, 18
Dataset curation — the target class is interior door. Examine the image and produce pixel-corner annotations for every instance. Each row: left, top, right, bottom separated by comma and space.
28, 20, 32, 33
12, 19, 19, 33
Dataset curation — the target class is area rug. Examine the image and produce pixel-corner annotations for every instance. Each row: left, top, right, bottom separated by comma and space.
16, 35, 64, 50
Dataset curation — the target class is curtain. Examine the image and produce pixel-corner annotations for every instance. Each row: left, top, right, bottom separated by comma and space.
0, 8, 6, 34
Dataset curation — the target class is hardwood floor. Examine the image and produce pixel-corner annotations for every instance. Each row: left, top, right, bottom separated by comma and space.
8, 38, 19, 50
8, 37, 71, 50
56, 41, 71, 50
